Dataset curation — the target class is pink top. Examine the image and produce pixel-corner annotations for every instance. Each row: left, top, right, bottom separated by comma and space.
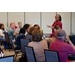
52, 21, 62, 33
50, 39, 75, 62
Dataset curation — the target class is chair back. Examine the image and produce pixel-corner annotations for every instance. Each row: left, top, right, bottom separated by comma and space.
44, 49, 59, 62
25, 46, 36, 62
0, 55, 14, 62
69, 35, 75, 45
10, 38, 15, 50
4, 32, 10, 44
21, 39, 30, 53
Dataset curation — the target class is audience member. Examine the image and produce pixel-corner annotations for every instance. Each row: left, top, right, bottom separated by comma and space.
23, 24, 31, 35
29, 23, 32, 26
0, 24, 5, 38
65, 35, 75, 49
13, 22, 18, 30
45, 25, 60, 44
50, 29, 75, 62
25, 27, 36, 41
50, 25, 60, 38
7, 23, 16, 39
34, 24, 42, 32
15, 22, 22, 33
0, 24, 8, 49
14, 28, 25, 50
28, 29, 48, 62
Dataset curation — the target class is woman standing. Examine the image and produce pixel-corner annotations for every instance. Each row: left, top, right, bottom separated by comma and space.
47, 14, 62, 33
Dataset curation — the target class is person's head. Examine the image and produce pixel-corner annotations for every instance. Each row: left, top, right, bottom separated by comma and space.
23, 24, 31, 32
34, 24, 40, 29
13, 22, 16, 26
0, 24, 4, 30
19, 28, 25, 34
32, 29, 43, 42
18, 22, 22, 28
29, 23, 32, 26
55, 14, 62, 21
10, 23, 15, 29
54, 25, 60, 32
55, 29, 66, 40
28, 27, 36, 34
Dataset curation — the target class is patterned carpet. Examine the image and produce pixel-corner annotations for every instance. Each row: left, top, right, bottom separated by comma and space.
1, 45, 22, 62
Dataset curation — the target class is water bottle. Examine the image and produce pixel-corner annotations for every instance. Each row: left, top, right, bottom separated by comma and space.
43, 33, 45, 39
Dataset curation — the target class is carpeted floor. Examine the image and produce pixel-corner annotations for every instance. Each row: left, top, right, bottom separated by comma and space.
1, 45, 22, 62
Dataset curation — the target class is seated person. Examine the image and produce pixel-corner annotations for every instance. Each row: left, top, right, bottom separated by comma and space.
0, 24, 7, 48
50, 25, 60, 38
50, 29, 75, 62
14, 28, 25, 50
15, 22, 22, 33
0, 23, 5, 39
13, 22, 18, 30
65, 35, 75, 50
23, 24, 31, 35
7, 23, 16, 39
0, 46, 4, 57
28, 29, 48, 62
25, 27, 36, 41
45, 25, 60, 44
34, 24, 42, 32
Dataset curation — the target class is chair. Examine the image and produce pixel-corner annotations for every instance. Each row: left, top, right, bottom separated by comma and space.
4, 32, 11, 51
69, 35, 75, 45
10, 38, 21, 61
20, 38, 31, 53
44, 49, 59, 62
0, 55, 14, 62
24, 46, 36, 62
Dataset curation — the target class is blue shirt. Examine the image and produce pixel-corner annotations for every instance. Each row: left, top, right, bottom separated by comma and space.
7, 27, 15, 39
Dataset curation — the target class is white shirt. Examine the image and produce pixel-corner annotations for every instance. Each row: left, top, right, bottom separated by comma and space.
15, 27, 21, 33
0, 29, 5, 38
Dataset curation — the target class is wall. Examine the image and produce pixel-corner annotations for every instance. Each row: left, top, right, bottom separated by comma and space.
0, 12, 74, 35
72, 12, 75, 35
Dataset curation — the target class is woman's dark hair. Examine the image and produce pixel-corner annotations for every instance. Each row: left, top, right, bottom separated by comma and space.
55, 14, 62, 21
32, 29, 43, 42
19, 28, 25, 34
23, 24, 30, 30
0, 24, 4, 30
